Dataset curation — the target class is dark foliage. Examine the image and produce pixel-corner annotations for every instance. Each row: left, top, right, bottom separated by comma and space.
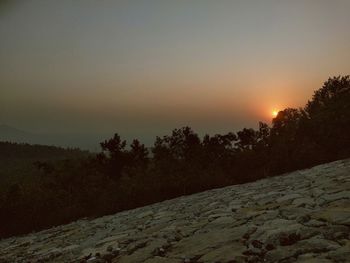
1, 76, 349, 238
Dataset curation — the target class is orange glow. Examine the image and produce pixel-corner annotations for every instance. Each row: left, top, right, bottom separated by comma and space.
272, 110, 278, 118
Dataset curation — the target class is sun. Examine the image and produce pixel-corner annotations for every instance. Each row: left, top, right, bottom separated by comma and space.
272, 110, 278, 118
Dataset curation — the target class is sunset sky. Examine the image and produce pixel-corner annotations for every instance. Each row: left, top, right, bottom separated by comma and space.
1, 0, 350, 146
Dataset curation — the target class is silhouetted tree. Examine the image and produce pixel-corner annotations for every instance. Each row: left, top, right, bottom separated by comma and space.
257, 122, 270, 148
129, 139, 149, 166
236, 128, 258, 151
99, 133, 128, 179
304, 75, 350, 157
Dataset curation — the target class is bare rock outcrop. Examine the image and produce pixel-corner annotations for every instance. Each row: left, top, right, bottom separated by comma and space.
1, 159, 349, 262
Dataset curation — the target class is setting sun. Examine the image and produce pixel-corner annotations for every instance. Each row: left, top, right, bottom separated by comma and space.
272, 110, 278, 118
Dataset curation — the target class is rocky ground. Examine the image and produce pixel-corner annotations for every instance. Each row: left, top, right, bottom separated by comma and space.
0, 159, 350, 263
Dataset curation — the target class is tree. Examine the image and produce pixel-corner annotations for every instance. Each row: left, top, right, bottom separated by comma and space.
153, 127, 201, 161
268, 108, 304, 173
305, 75, 350, 115
304, 76, 350, 157
271, 108, 302, 139
129, 139, 149, 165
235, 128, 258, 151
99, 133, 128, 179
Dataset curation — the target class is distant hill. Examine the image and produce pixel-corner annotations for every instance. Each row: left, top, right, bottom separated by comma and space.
0, 141, 90, 161
0, 124, 156, 152
0, 141, 90, 188
0, 124, 104, 151
0, 124, 39, 144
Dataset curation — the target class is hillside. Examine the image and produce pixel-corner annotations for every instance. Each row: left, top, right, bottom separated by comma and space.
0, 159, 349, 263
0, 141, 89, 189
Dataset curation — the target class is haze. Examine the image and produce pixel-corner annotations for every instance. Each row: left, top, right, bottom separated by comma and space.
1, 0, 350, 148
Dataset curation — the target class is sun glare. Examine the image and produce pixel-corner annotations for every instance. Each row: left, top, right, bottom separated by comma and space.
272, 110, 278, 118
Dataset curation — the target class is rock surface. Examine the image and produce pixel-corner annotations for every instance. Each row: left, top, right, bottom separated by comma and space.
1, 159, 350, 263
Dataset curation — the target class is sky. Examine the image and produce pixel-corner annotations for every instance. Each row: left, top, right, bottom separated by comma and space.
1, 0, 350, 146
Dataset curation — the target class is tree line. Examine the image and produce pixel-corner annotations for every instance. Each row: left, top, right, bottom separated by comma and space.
0, 75, 349, 238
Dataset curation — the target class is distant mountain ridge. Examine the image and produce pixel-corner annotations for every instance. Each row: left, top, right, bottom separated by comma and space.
0, 125, 156, 152
0, 124, 101, 151
0, 124, 40, 144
